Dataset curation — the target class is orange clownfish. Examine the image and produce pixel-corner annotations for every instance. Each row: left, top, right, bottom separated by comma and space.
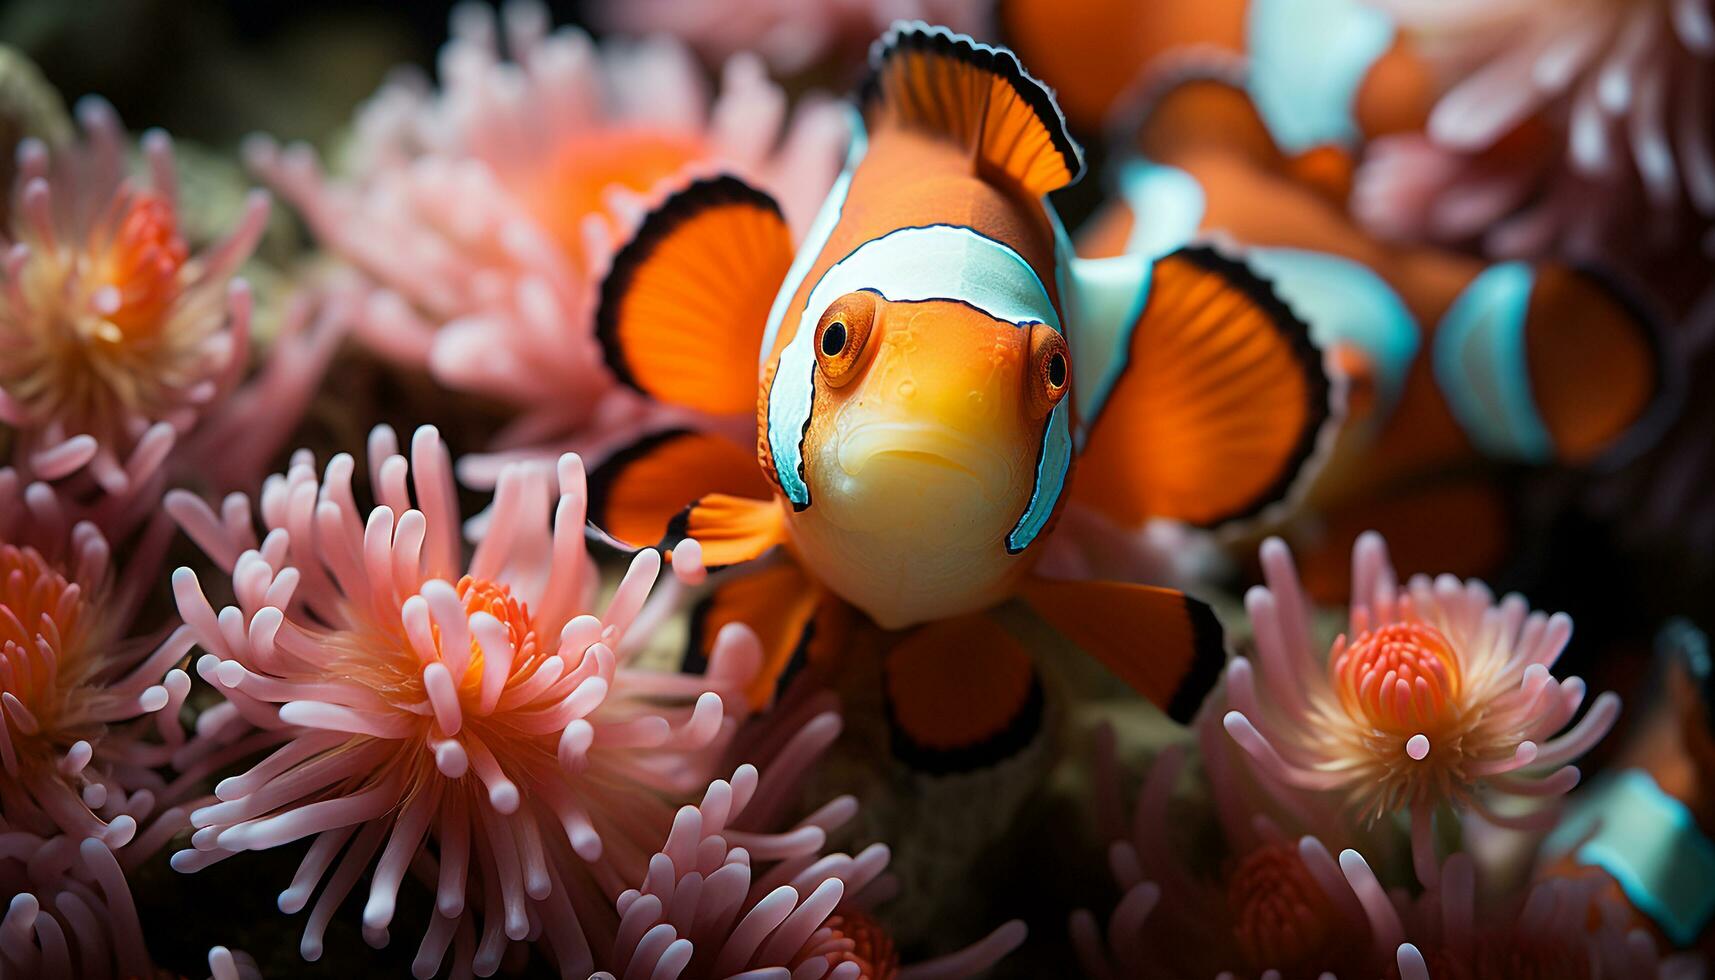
1077, 74, 1666, 600
586, 23, 1331, 754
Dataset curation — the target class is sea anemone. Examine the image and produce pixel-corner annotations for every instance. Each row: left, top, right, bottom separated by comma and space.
0, 474, 194, 978
165, 424, 764, 977
1355, 0, 1715, 259
0, 831, 151, 978
0, 94, 302, 513
597, 708, 1025, 979
591, 0, 990, 74
1340, 849, 1665, 980
246, 0, 849, 482
0, 470, 193, 851
1221, 532, 1621, 886
1071, 729, 1379, 980
1, 835, 261, 980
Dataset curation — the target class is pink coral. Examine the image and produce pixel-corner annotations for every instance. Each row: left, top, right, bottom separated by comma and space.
1221, 532, 1620, 887
246, 1, 849, 485
0, 96, 329, 521
165, 424, 763, 976
1355, 0, 1715, 258
592, 0, 991, 74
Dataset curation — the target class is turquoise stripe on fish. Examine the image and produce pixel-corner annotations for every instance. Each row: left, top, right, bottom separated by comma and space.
1548, 769, 1715, 946
1067, 253, 1153, 447
1248, 247, 1419, 411
1433, 261, 1553, 463
760, 106, 869, 365
1118, 159, 1205, 259
1009, 397, 1071, 553
1248, 0, 1394, 153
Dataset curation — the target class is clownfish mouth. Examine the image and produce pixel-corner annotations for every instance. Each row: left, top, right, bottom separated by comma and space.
835, 420, 1015, 499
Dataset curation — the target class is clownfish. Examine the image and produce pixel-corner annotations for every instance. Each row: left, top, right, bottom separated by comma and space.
585, 23, 1331, 755
1074, 73, 1665, 599
1000, 0, 1431, 149
1540, 623, 1715, 955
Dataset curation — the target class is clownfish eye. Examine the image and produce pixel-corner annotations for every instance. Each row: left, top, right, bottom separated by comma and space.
1027, 322, 1070, 418
821, 320, 847, 356
815, 292, 877, 387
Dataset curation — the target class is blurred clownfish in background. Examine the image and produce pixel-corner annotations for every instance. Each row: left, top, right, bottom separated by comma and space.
1073, 67, 1667, 601
582, 21, 1334, 766
999, 0, 1436, 149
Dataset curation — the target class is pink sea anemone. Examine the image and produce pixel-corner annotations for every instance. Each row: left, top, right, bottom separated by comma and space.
1355, 0, 1715, 258
246, 1, 849, 484
0, 95, 328, 518
1072, 729, 1379, 980
0, 470, 193, 851
0, 832, 151, 979
1073, 723, 1665, 980
1341, 848, 1666, 980
165, 424, 765, 977
0, 833, 255, 980
1221, 532, 1621, 887
597, 708, 1025, 980
0, 475, 194, 979
591, 0, 990, 74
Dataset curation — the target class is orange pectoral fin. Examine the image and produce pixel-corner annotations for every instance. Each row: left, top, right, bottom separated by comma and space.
587, 430, 775, 558
596, 175, 793, 416
863, 23, 1084, 195
1021, 577, 1226, 723
684, 560, 838, 711
666, 493, 786, 571
884, 614, 1045, 774
1073, 244, 1332, 529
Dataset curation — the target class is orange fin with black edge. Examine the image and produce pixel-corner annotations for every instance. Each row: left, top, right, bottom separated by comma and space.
586, 429, 776, 565
1071, 244, 1332, 529
683, 561, 841, 710
884, 613, 1045, 773
596, 174, 794, 416
666, 492, 787, 571
1020, 577, 1226, 723
862, 21, 1084, 195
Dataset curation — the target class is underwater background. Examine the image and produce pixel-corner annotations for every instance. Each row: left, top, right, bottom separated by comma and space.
1, 0, 1714, 976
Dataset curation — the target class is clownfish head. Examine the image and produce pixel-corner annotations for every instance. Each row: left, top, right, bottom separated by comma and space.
762, 231, 1075, 630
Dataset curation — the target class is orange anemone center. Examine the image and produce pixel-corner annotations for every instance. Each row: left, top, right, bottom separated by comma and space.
98, 191, 188, 339
1228, 843, 1336, 972
823, 911, 900, 980
0, 544, 89, 733
1331, 622, 1463, 736
453, 576, 539, 684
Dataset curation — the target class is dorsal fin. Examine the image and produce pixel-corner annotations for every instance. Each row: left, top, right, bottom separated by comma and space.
862, 21, 1084, 196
